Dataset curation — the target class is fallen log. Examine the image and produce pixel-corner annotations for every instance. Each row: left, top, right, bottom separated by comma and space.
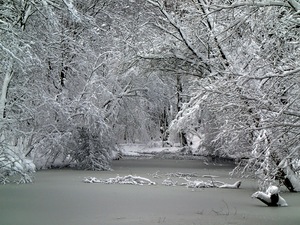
219, 180, 242, 189
251, 186, 288, 207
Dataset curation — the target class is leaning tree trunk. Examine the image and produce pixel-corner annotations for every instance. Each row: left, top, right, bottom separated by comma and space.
277, 148, 300, 192
279, 165, 300, 192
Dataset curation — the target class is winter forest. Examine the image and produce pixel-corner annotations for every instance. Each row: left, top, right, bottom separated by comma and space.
1, 0, 300, 195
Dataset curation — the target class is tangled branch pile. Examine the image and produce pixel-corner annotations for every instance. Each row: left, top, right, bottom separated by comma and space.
83, 172, 241, 189
83, 175, 156, 185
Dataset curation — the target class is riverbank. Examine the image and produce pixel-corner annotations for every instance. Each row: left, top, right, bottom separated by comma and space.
0, 159, 299, 225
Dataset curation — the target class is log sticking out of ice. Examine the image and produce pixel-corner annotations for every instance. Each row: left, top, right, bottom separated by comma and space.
219, 180, 242, 189
251, 186, 288, 207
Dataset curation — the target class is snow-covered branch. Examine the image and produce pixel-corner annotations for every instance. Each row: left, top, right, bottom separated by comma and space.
0, 43, 24, 64
62, 0, 81, 22
245, 67, 300, 80
206, 1, 290, 10
83, 175, 156, 185
146, 0, 211, 71
287, 0, 300, 11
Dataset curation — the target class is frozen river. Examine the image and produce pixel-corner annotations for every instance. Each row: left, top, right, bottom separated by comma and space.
1, 159, 300, 225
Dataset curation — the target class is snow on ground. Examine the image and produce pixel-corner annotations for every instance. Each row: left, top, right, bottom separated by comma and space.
119, 143, 181, 157
119, 136, 202, 158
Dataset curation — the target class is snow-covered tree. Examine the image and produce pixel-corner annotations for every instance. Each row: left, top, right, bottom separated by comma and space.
1, 0, 180, 180
148, 0, 300, 190
204, 0, 300, 191
1, 0, 118, 178
0, 0, 40, 183
23, 0, 120, 170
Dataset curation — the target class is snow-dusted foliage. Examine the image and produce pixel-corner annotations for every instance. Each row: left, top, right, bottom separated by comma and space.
70, 124, 114, 171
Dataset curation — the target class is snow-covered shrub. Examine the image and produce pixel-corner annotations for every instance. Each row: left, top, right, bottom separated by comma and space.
0, 134, 35, 184
69, 119, 116, 171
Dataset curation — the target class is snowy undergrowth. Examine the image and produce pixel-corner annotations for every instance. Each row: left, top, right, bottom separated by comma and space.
119, 142, 182, 157
119, 138, 207, 158
0, 149, 35, 184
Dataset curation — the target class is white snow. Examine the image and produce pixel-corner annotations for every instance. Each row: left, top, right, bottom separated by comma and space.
119, 143, 182, 156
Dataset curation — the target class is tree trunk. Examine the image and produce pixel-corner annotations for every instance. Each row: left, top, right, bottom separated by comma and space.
176, 75, 188, 147
281, 166, 300, 192
277, 154, 300, 192
179, 131, 188, 146
0, 61, 13, 119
